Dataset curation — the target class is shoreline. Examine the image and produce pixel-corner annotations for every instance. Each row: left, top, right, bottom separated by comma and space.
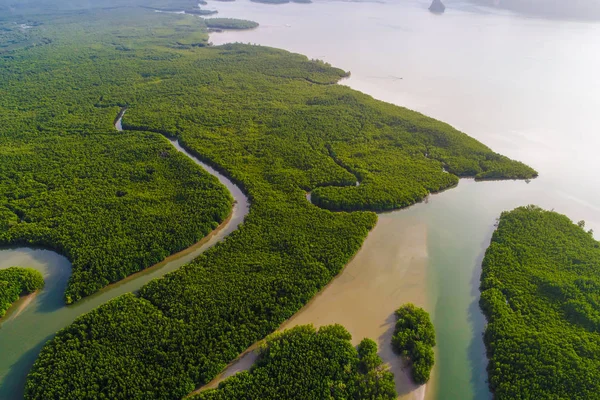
196, 216, 431, 400
0, 210, 235, 312
10, 291, 38, 320
193, 209, 374, 393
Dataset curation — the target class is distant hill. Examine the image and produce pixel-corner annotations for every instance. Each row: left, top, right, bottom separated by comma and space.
472, 0, 600, 20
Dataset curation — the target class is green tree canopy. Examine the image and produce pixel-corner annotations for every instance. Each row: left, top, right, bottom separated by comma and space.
193, 325, 397, 400
391, 303, 436, 384
0, 267, 44, 318
480, 206, 600, 399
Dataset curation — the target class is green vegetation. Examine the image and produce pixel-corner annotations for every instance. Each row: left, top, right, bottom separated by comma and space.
0, 0, 202, 14
308, 114, 535, 212
146, 7, 218, 16
0, 11, 232, 304
480, 206, 600, 399
391, 304, 436, 384
0, 21, 48, 54
0, 3, 536, 398
192, 325, 396, 399
0, 133, 232, 304
186, 9, 218, 16
204, 18, 259, 30
0, 267, 44, 318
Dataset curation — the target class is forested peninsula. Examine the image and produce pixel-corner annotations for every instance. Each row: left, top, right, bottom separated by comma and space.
0, 3, 537, 398
193, 324, 396, 399
480, 206, 600, 398
204, 18, 259, 30
0, 267, 44, 318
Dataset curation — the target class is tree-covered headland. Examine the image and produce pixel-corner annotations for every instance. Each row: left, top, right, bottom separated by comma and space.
0, 267, 44, 318
192, 324, 397, 400
480, 206, 600, 399
0, 2, 536, 398
391, 304, 436, 384
204, 18, 259, 30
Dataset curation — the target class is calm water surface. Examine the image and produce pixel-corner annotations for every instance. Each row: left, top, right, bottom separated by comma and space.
207, 1, 600, 399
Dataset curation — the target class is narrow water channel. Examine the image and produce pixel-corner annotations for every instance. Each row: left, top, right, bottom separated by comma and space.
0, 111, 249, 399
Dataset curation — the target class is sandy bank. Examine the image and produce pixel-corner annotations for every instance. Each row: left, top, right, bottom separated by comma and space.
199, 214, 430, 399
1, 291, 39, 324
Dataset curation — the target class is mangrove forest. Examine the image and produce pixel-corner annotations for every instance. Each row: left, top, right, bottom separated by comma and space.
0, 267, 44, 318
391, 304, 436, 385
480, 206, 600, 399
193, 324, 397, 399
0, 1, 537, 398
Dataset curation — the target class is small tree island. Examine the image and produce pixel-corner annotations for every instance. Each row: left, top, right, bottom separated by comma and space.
391, 303, 436, 384
204, 18, 259, 30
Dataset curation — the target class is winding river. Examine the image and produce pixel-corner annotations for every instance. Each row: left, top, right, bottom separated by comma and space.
0, 111, 249, 399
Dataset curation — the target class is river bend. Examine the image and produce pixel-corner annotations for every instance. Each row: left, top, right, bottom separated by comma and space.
0, 110, 249, 399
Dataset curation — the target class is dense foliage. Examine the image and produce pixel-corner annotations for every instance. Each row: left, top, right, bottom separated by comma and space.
0, 267, 44, 318
0, 134, 232, 303
0, 11, 233, 303
204, 18, 259, 30
307, 111, 536, 212
0, 0, 202, 14
480, 206, 600, 399
143, 5, 216, 15
0, 4, 535, 398
192, 325, 396, 399
391, 304, 436, 384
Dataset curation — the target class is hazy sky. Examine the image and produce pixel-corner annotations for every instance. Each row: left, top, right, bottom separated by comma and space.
463, 0, 600, 20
